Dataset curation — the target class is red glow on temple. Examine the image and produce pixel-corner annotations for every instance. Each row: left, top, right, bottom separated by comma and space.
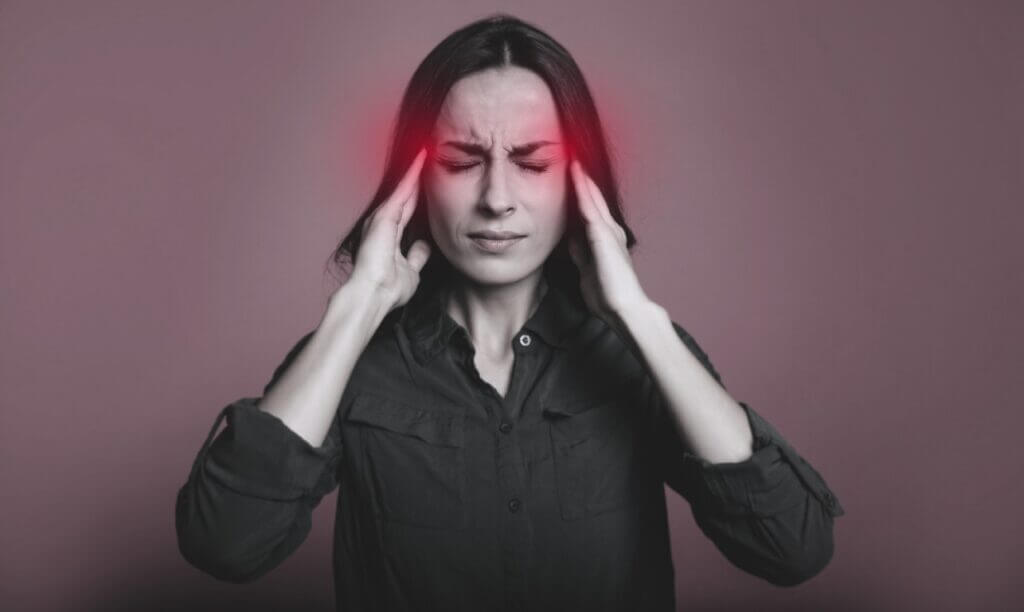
340, 69, 643, 217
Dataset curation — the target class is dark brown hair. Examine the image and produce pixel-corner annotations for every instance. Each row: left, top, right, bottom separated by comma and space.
326, 13, 637, 307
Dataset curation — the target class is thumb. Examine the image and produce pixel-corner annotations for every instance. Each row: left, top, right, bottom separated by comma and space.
406, 239, 432, 273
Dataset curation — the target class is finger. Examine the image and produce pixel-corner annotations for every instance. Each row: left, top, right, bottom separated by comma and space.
397, 175, 420, 232
572, 161, 619, 245
406, 239, 432, 272
393, 178, 419, 245
382, 148, 428, 221
582, 171, 617, 230
578, 166, 627, 245
569, 160, 599, 225
362, 202, 381, 234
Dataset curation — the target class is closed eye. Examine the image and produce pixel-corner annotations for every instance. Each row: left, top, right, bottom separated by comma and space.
439, 161, 550, 174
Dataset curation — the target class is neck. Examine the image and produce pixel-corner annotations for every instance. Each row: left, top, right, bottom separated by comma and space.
445, 274, 549, 360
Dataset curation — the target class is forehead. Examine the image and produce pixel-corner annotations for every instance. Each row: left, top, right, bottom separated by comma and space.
433, 66, 562, 143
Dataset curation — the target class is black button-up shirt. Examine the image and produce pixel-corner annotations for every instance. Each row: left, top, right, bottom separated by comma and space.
176, 281, 845, 611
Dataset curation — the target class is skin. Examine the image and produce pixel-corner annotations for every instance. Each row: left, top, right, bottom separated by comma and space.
421, 66, 571, 367
389, 66, 754, 464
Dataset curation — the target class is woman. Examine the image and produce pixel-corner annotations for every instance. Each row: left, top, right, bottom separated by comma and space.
176, 13, 844, 612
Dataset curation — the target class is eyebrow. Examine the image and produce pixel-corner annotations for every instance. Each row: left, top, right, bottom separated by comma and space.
440, 140, 560, 157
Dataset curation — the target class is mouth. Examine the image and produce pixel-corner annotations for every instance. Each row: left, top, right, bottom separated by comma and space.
467, 231, 527, 240
467, 233, 527, 253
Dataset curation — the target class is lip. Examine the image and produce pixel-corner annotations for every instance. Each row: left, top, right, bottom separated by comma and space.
467, 230, 527, 239
468, 235, 526, 253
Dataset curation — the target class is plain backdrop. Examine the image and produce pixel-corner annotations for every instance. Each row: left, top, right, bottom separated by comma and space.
1, 1, 1021, 610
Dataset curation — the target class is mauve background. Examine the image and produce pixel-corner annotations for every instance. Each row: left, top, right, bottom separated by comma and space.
1, 1, 1021, 610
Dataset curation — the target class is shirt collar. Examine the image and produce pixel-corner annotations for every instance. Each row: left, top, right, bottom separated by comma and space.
398, 280, 589, 365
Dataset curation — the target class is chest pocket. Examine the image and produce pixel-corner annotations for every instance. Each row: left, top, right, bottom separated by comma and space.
346, 392, 467, 529
543, 399, 642, 520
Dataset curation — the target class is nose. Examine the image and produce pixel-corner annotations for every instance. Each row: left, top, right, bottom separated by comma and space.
478, 161, 515, 217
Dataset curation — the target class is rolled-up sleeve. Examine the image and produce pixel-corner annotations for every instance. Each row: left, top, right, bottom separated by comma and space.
200, 397, 340, 500
648, 322, 845, 587
175, 330, 343, 583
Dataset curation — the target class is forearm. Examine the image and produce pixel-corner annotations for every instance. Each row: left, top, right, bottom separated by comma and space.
614, 300, 754, 464
691, 459, 837, 587
624, 305, 845, 585
176, 423, 320, 583
177, 392, 345, 582
258, 278, 393, 448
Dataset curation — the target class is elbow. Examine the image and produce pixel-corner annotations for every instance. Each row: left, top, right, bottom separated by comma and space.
703, 511, 838, 588
764, 518, 836, 587
177, 535, 267, 584
174, 485, 275, 584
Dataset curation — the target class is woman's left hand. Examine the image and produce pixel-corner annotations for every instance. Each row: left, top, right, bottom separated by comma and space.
567, 159, 653, 326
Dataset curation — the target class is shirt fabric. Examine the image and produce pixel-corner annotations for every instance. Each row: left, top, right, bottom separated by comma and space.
176, 280, 845, 612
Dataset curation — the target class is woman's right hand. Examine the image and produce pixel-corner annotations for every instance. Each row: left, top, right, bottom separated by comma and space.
344, 148, 432, 312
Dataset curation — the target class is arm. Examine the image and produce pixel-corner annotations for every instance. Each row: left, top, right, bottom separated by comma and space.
615, 301, 753, 465
617, 301, 845, 586
175, 279, 393, 582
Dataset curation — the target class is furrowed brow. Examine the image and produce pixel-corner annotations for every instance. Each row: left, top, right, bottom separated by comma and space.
441, 140, 560, 157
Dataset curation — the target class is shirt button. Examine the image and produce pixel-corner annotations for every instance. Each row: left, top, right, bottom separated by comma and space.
507, 497, 522, 513
518, 333, 532, 347
499, 421, 513, 434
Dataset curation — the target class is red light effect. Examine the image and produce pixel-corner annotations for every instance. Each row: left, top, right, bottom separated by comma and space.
339, 69, 641, 216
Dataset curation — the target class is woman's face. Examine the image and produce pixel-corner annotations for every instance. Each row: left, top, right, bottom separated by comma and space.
423, 66, 570, 288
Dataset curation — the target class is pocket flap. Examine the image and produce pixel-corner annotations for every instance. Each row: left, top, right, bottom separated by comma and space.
543, 399, 633, 441
541, 398, 593, 418
346, 392, 464, 448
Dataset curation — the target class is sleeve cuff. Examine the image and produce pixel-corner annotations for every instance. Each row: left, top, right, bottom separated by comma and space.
201, 397, 341, 501
681, 401, 841, 518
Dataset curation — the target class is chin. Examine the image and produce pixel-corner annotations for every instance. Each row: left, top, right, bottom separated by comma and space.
433, 234, 555, 288
448, 257, 542, 288
459, 265, 530, 287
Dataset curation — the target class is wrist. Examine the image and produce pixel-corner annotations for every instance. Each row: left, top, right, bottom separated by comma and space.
323, 278, 394, 339
338, 272, 396, 309
614, 298, 667, 331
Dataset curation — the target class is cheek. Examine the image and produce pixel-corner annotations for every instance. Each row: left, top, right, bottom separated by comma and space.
425, 168, 474, 206
422, 194, 459, 244
537, 174, 570, 221
423, 171, 455, 214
